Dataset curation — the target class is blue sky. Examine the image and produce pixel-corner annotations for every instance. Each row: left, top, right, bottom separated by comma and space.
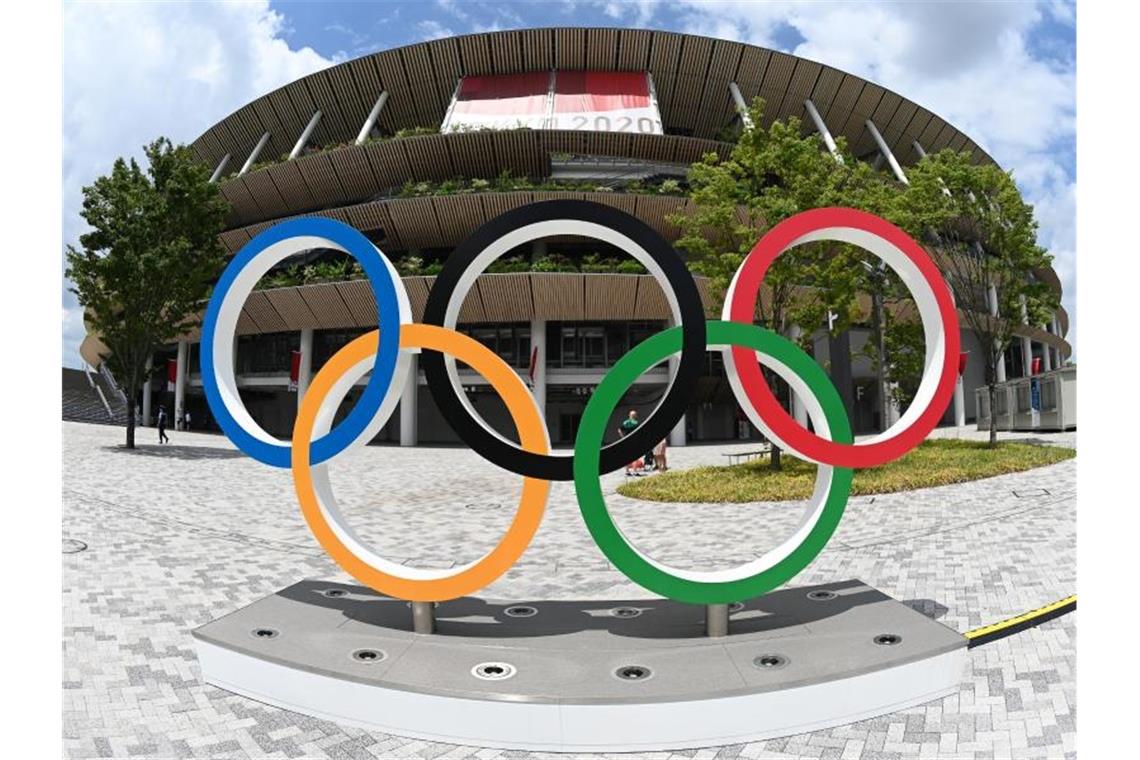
63, 0, 1076, 367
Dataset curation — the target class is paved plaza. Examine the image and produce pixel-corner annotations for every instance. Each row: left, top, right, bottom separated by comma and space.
63, 421, 1076, 759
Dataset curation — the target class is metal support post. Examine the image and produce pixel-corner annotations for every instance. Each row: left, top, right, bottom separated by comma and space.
238, 132, 271, 176
865, 119, 907, 184
356, 91, 389, 145
706, 604, 729, 638
412, 601, 435, 634
289, 111, 322, 159
208, 153, 231, 183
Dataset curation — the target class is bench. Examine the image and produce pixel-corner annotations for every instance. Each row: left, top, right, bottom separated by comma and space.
722, 445, 773, 466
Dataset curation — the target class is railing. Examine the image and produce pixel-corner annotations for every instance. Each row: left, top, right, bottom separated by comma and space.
975, 365, 1076, 431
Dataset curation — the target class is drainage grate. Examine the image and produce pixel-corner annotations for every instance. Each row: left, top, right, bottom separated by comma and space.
753, 654, 789, 670
609, 607, 642, 619
874, 633, 902, 646
614, 665, 653, 681
464, 502, 503, 510
807, 589, 838, 601
250, 628, 280, 640
472, 662, 516, 681
504, 605, 538, 618
63, 539, 88, 554
351, 648, 386, 663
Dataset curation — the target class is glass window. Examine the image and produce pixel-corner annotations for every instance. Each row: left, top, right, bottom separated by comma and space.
582, 326, 605, 367
561, 326, 579, 367
497, 327, 516, 366
236, 332, 300, 375
604, 323, 628, 363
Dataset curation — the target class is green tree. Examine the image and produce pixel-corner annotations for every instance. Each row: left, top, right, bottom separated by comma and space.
669, 98, 878, 468
889, 149, 1058, 446
66, 138, 229, 448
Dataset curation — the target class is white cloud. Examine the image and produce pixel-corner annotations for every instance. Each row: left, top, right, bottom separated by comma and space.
62, 1, 336, 367
601, 0, 1077, 355
417, 20, 455, 41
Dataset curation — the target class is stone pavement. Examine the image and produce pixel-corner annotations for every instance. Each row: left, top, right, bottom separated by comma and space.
63, 421, 1076, 759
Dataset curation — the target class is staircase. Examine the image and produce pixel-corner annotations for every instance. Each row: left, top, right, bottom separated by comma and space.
62, 367, 128, 426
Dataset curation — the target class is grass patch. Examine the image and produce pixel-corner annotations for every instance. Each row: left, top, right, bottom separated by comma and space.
616, 439, 1075, 503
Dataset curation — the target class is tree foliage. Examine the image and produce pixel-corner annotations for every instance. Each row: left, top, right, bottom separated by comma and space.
887, 149, 1059, 445
669, 98, 890, 466
66, 137, 229, 447
672, 99, 1060, 448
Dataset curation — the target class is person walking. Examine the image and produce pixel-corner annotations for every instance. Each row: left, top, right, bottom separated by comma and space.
157, 406, 169, 444
184, 410, 192, 431
619, 409, 641, 476
653, 438, 668, 472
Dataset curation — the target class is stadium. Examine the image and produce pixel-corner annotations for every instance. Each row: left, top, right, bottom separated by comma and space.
72, 27, 1073, 445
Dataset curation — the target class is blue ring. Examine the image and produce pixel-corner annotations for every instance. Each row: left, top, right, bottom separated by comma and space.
201, 217, 403, 468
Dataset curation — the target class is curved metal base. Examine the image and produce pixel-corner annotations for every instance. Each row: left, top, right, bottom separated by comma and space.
193, 579, 966, 752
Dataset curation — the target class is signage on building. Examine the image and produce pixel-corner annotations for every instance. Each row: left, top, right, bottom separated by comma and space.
442, 71, 664, 134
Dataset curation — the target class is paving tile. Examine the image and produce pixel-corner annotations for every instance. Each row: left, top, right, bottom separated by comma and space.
63, 422, 1076, 759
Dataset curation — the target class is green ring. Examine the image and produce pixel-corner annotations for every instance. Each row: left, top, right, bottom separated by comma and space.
573, 320, 854, 604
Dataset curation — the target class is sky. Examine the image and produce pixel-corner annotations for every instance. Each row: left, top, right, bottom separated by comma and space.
62, 0, 1077, 368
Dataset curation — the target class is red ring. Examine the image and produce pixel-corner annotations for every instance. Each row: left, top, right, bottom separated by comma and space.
726, 207, 960, 468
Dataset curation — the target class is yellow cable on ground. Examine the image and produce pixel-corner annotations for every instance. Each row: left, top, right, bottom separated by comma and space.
965, 595, 1076, 648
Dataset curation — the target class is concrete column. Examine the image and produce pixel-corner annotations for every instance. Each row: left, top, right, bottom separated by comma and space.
1051, 315, 1062, 368
531, 239, 547, 261
667, 350, 687, 447
827, 330, 855, 423
665, 317, 687, 447
885, 384, 902, 428
787, 325, 809, 427
988, 284, 1006, 382
297, 328, 313, 407
141, 371, 152, 427
399, 352, 418, 447
1019, 295, 1033, 376
954, 375, 966, 427
174, 340, 187, 429
1042, 319, 1054, 372
530, 319, 546, 413
239, 132, 271, 176
356, 91, 389, 145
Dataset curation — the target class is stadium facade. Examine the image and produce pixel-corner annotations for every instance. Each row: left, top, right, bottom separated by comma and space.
78, 27, 1072, 445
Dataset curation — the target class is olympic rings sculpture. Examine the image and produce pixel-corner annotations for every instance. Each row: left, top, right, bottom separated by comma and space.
202, 200, 959, 604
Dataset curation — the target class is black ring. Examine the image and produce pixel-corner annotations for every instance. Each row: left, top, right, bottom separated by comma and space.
422, 199, 706, 480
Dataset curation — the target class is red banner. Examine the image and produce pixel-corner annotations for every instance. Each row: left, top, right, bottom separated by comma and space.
289, 350, 301, 392
443, 71, 663, 134
957, 352, 969, 377
448, 72, 550, 130
1031, 356, 1042, 375
166, 358, 177, 391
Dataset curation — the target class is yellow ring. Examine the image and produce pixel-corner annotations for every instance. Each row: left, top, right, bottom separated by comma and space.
291, 324, 551, 602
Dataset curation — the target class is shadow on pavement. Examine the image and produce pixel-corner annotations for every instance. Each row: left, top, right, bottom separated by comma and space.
277, 578, 885, 641
102, 444, 244, 461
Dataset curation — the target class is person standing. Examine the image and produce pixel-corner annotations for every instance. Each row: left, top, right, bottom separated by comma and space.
184, 410, 192, 431
619, 409, 640, 476
157, 406, 169, 444
653, 438, 668, 472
